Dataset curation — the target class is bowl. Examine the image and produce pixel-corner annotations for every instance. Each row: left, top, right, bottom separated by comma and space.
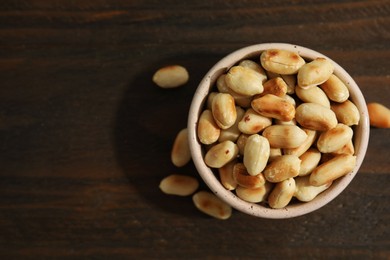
187, 43, 369, 219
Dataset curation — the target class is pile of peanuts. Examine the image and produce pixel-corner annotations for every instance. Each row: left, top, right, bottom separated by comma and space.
197, 49, 361, 209
155, 50, 390, 219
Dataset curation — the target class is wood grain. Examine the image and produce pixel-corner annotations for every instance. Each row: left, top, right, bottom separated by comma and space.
0, 0, 389, 258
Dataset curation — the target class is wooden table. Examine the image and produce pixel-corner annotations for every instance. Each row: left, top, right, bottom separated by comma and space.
0, 1, 389, 258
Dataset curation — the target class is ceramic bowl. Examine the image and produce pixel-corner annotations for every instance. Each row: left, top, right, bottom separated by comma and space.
188, 43, 369, 219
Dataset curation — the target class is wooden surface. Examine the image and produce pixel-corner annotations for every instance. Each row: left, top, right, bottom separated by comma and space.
0, 0, 389, 258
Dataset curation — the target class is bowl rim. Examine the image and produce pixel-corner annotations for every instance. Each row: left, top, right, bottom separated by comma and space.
187, 43, 370, 219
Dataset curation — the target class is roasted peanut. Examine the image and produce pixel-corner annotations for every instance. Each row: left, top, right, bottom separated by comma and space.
212, 93, 237, 129
298, 148, 321, 176
171, 128, 191, 167
268, 178, 296, 209
317, 124, 353, 153
294, 176, 331, 202
236, 182, 273, 203
310, 154, 356, 186
283, 128, 317, 156
367, 102, 390, 128
332, 139, 355, 155
218, 160, 238, 190
238, 108, 272, 134
239, 59, 268, 83
206, 92, 218, 110
265, 71, 296, 94
243, 134, 270, 176
297, 57, 334, 88
218, 106, 245, 142
225, 66, 264, 96
198, 110, 220, 145
233, 163, 266, 189
320, 74, 349, 103
260, 49, 305, 75
295, 85, 330, 108
331, 100, 360, 126
262, 125, 308, 149
251, 94, 295, 121
159, 174, 199, 196
261, 77, 288, 97
204, 140, 239, 168
153, 65, 189, 88
264, 155, 301, 183
192, 191, 232, 220
217, 74, 252, 108
295, 103, 338, 131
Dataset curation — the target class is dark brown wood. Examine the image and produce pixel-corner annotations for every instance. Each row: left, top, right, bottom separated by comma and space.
0, 0, 389, 258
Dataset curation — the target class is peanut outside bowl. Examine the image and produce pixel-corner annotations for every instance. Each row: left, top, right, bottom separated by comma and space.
187, 43, 369, 219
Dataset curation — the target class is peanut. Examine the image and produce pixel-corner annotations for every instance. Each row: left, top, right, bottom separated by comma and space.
218, 106, 245, 142
260, 49, 305, 75
218, 160, 238, 190
159, 174, 199, 196
171, 128, 191, 167
233, 163, 266, 189
225, 66, 264, 96
243, 134, 270, 176
331, 100, 360, 126
320, 74, 349, 103
367, 102, 390, 128
283, 128, 318, 157
236, 182, 273, 203
251, 94, 295, 121
262, 125, 308, 149
294, 176, 331, 202
212, 93, 237, 129
198, 110, 220, 145
268, 178, 296, 209
297, 57, 334, 88
295, 85, 330, 108
298, 148, 321, 176
264, 155, 301, 183
310, 154, 356, 186
204, 140, 239, 168
317, 123, 353, 153
192, 191, 232, 220
238, 108, 272, 134
153, 65, 189, 88
295, 103, 338, 131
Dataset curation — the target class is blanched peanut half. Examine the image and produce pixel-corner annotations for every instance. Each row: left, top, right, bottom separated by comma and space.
367, 102, 390, 128
317, 123, 353, 153
295, 85, 330, 108
152, 65, 189, 88
233, 163, 266, 189
283, 128, 318, 157
310, 154, 356, 186
251, 94, 295, 121
295, 103, 338, 131
320, 74, 349, 103
268, 178, 296, 209
218, 160, 238, 190
264, 155, 301, 183
262, 125, 308, 149
198, 110, 220, 145
260, 49, 305, 75
243, 134, 270, 176
192, 191, 232, 220
299, 148, 321, 176
238, 59, 268, 83
269, 148, 282, 162
225, 66, 264, 96
331, 100, 360, 126
237, 134, 249, 156
294, 176, 332, 202
261, 77, 288, 97
217, 74, 252, 108
171, 128, 191, 167
236, 182, 273, 203
265, 71, 296, 94
332, 139, 355, 156
204, 140, 239, 168
218, 106, 245, 142
212, 93, 237, 129
297, 57, 334, 88
159, 174, 199, 196
206, 92, 218, 110
238, 108, 272, 134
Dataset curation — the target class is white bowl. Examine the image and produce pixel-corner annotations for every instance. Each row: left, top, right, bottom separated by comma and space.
187, 43, 369, 219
